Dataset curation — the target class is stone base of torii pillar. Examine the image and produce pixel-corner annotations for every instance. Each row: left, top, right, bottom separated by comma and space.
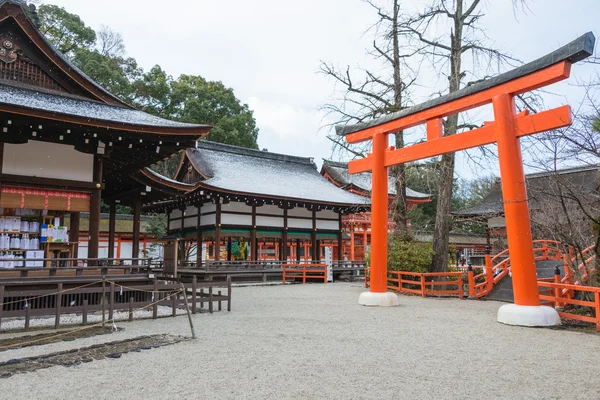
497, 304, 561, 327
358, 291, 400, 307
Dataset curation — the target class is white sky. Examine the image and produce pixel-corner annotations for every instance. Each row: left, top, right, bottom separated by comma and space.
44, 0, 599, 180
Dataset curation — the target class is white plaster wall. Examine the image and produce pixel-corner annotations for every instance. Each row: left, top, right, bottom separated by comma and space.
318, 209, 338, 220
170, 209, 182, 219
201, 214, 216, 226
3, 141, 94, 182
317, 220, 339, 230
288, 218, 312, 229
256, 215, 283, 227
183, 217, 197, 228
222, 213, 252, 226
257, 204, 283, 216
201, 203, 217, 213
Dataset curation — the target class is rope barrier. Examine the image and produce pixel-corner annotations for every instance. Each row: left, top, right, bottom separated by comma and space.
0, 280, 104, 307
0, 288, 185, 351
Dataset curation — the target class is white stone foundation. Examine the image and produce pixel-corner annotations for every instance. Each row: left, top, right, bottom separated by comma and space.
497, 304, 561, 327
358, 291, 399, 307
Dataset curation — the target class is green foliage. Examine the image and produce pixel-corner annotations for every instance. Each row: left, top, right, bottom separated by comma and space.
145, 213, 167, 239
38, 5, 96, 56
37, 4, 260, 154
366, 233, 434, 273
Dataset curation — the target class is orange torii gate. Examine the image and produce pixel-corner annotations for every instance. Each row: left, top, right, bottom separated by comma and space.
338, 32, 595, 327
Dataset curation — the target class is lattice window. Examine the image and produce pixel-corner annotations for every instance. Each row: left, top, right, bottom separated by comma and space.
0, 58, 65, 92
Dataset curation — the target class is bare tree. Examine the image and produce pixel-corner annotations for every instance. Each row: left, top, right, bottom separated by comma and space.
320, 0, 417, 231
397, 0, 519, 272
97, 25, 125, 58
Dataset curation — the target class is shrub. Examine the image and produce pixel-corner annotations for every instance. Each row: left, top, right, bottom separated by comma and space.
365, 233, 434, 273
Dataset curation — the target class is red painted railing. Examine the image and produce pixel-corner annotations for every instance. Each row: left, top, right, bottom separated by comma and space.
365, 268, 463, 298
282, 263, 327, 284
538, 279, 600, 331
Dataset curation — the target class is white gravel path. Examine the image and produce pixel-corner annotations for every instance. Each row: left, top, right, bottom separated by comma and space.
1, 282, 600, 399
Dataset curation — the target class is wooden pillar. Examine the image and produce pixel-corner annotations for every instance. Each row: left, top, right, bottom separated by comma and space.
88, 154, 103, 263
338, 213, 343, 262
251, 205, 257, 261
215, 201, 221, 261
311, 209, 317, 262
107, 203, 116, 259
369, 132, 389, 293
227, 237, 232, 261
196, 203, 203, 266
132, 195, 141, 264
493, 93, 539, 306
282, 208, 288, 262
350, 231, 355, 261
69, 212, 80, 259
296, 239, 301, 262
258, 242, 263, 260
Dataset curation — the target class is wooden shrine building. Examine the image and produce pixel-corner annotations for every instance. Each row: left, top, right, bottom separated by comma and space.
143, 141, 370, 264
321, 160, 432, 260
0, 0, 210, 266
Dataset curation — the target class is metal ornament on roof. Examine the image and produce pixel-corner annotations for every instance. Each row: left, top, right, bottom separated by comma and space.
0, 39, 17, 63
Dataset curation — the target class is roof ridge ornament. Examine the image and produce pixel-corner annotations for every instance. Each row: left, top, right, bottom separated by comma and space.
0, 39, 18, 64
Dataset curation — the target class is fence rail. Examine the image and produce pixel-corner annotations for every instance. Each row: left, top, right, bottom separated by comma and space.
538, 280, 600, 330
0, 277, 231, 331
282, 263, 327, 284
365, 268, 464, 298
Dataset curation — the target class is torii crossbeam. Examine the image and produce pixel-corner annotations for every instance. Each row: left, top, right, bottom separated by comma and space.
338, 32, 595, 327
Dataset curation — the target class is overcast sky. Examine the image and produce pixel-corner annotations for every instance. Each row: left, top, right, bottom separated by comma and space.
45, 0, 599, 180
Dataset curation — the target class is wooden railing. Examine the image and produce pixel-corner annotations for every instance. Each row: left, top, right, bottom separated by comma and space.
538, 279, 600, 331
0, 277, 231, 331
282, 263, 327, 284
365, 268, 463, 298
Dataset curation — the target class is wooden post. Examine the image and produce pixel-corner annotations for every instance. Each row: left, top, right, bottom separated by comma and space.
101, 276, 106, 327
132, 195, 142, 265
0, 285, 4, 329
282, 207, 288, 262
180, 282, 196, 339
369, 132, 389, 294
251, 205, 257, 261
152, 278, 158, 319
227, 276, 232, 312
215, 202, 221, 261
109, 282, 115, 320
70, 212, 81, 263
192, 275, 198, 314
129, 297, 134, 322
311, 210, 317, 262
172, 290, 177, 317
420, 275, 426, 298
82, 299, 88, 325
337, 213, 343, 262
468, 267, 475, 298
209, 278, 214, 313
485, 247, 494, 293
55, 283, 63, 329
218, 290, 222, 311
296, 239, 301, 262
554, 268, 562, 308
595, 291, 600, 332
350, 231, 355, 261
88, 154, 103, 263
108, 203, 116, 259
25, 304, 30, 330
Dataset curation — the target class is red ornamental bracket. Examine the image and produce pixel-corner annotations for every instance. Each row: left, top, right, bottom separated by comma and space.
338, 32, 595, 325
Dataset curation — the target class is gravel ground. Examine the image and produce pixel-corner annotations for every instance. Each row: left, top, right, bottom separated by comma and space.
1, 282, 599, 399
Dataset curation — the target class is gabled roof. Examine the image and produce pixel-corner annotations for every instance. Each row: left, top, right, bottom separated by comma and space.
453, 165, 600, 218
0, 0, 129, 107
321, 160, 431, 199
182, 141, 370, 206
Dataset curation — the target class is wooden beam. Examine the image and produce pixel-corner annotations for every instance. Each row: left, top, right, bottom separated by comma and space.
0, 173, 101, 190
251, 205, 257, 261
0, 142, 4, 175
345, 61, 571, 143
281, 208, 288, 262
349, 105, 572, 173
196, 203, 203, 266
311, 210, 317, 262
337, 212, 343, 262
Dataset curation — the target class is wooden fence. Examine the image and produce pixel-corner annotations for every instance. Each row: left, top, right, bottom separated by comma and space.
365, 268, 464, 298
0, 277, 231, 331
538, 279, 600, 330
282, 263, 328, 284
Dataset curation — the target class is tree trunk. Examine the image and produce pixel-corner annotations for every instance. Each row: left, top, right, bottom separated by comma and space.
430, 0, 464, 272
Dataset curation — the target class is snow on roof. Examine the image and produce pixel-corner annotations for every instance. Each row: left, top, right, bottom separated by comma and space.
187, 141, 370, 206
0, 84, 208, 129
322, 160, 431, 199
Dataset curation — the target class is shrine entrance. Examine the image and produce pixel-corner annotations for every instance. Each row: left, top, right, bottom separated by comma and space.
338, 32, 595, 327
